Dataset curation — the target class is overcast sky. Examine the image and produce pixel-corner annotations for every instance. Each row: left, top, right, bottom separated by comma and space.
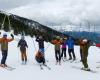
0, 0, 100, 26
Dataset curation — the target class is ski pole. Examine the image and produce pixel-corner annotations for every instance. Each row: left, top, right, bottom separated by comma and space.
45, 43, 51, 52
26, 48, 29, 62
32, 37, 37, 52
17, 47, 20, 63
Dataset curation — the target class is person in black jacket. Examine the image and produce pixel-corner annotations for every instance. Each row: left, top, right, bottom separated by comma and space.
18, 36, 28, 64
36, 35, 45, 56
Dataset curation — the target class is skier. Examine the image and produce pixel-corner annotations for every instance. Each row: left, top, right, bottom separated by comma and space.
17, 36, 28, 64
52, 36, 62, 65
61, 37, 67, 61
80, 39, 91, 71
35, 50, 45, 65
66, 36, 76, 60
0, 33, 14, 67
35, 50, 51, 70
36, 35, 45, 56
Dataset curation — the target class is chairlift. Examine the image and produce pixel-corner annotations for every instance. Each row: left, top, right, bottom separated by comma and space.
1, 14, 13, 33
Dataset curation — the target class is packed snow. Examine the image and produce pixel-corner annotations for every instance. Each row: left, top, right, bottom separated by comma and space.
0, 32, 100, 80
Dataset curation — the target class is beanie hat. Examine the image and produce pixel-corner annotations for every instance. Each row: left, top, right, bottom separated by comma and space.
56, 36, 60, 39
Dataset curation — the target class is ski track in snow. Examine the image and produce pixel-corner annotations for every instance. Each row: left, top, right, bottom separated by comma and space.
0, 34, 100, 80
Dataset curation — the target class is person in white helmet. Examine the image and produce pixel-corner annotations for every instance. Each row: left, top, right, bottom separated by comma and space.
80, 38, 91, 71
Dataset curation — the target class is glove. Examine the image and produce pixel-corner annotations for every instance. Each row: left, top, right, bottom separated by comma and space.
27, 46, 28, 48
11, 34, 14, 38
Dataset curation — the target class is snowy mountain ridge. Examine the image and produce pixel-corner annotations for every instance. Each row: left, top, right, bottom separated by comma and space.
1, 10, 100, 33
0, 10, 68, 42
0, 10, 11, 16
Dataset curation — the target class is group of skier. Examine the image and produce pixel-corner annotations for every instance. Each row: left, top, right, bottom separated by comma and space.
51, 36, 76, 65
36, 36, 91, 71
0, 33, 91, 71
35, 35, 91, 71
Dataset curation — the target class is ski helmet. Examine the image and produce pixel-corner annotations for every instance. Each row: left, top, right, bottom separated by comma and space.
64, 37, 67, 40
56, 36, 60, 39
3, 33, 7, 37
39, 36, 43, 39
83, 39, 88, 42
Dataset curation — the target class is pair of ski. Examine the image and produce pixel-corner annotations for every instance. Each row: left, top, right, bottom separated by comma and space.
62, 59, 78, 63
70, 60, 81, 63
0, 66, 16, 71
96, 65, 100, 68
61, 57, 77, 63
70, 60, 77, 63
71, 66, 97, 73
62, 58, 73, 62
62, 59, 68, 62
21, 62, 27, 65
39, 64, 51, 70
96, 66, 100, 68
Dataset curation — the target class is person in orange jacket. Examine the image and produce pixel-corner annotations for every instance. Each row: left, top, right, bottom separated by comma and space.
51, 36, 62, 65
0, 33, 14, 67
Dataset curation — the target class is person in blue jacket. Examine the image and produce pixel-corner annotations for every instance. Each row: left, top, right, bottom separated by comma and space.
66, 36, 76, 60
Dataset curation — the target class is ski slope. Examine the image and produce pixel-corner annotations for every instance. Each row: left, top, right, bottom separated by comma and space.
0, 34, 100, 80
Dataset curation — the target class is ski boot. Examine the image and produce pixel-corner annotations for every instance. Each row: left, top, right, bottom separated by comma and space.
55, 60, 58, 65
59, 61, 61, 65
81, 67, 91, 71
4, 64, 8, 67
0, 64, 5, 68
68, 58, 72, 60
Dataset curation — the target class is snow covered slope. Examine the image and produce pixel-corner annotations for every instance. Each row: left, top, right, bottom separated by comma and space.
0, 33, 100, 80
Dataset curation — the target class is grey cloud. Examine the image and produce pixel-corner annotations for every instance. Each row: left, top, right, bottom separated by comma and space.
1, 0, 100, 26
0, 0, 44, 10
